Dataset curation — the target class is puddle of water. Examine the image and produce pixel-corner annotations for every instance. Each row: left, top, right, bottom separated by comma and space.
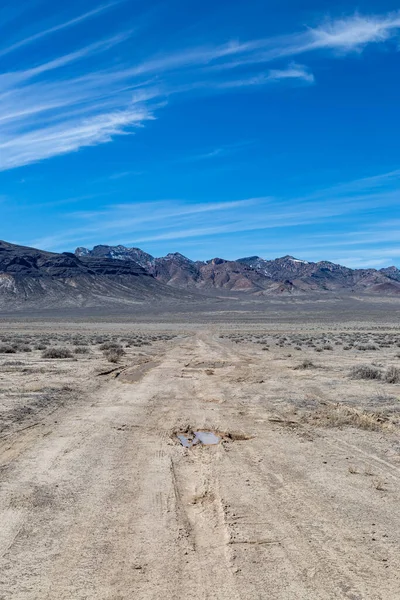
193, 431, 220, 445
177, 434, 193, 448
176, 430, 221, 448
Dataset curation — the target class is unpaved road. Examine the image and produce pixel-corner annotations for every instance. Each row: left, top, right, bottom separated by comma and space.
0, 330, 399, 599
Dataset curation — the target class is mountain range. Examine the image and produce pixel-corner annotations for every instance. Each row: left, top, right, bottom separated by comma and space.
76, 244, 400, 295
0, 240, 190, 310
0, 239, 399, 312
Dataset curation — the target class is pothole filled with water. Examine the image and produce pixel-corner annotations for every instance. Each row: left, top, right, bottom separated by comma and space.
176, 430, 221, 448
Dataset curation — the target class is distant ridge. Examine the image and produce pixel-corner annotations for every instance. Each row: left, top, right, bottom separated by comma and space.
0, 240, 192, 310
76, 244, 400, 295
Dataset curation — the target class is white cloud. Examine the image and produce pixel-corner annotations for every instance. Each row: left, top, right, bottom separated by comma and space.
1, 10, 400, 170
0, 109, 153, 171
267, 62, 315, 83
309, 13, 400, 52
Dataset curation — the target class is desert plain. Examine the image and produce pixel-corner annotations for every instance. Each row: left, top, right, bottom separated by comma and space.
0, 308, 399, 599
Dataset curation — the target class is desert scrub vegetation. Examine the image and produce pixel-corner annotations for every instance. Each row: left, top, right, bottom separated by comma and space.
294, 359, 316, 370
355, 343, 379, 351
100, 341, 123, 351
350, 364, 400, 384
350, 365, 382, 380
0, 344, 17, 354
74, 346, 90, 355
42, 347, 73, 359
302, 403, 390, 431
384, 366, 400, 384
2, 360, 24, 366
103, 345, 125, 363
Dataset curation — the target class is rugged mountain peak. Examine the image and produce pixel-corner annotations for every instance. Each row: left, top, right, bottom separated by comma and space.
163, 253, 193, 263
275, 255, 309, 264
75, 246, 91, 256
380, 266, 400, 282
238, 255, 260, 262
207, 257, 227, 265
380, 266, 400, 274
75, 244, 155, 270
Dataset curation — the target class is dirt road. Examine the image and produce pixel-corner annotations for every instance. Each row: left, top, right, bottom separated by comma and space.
0, 330, 399, 599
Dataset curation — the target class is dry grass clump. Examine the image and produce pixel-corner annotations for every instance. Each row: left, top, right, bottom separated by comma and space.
384, 366, 400, 384
350, 364, 382, 380
294, 359, 315, 370
2, 360, 24, 366
302, 404, 388, 431
42, 347, 73, 359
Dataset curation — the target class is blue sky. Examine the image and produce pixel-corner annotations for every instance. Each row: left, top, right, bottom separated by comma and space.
1, 0, 400, 268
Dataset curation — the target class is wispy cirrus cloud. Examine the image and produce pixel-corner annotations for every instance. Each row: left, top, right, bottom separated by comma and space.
208, 12, 400, 72
27, 166, 400, 253
30, 198, 260, 249
0, 1, 122, 57
1, 9, 400, 171
179, 141, 253, 163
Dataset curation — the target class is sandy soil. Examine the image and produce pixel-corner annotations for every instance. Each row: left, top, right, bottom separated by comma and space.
0, 325, 399, 599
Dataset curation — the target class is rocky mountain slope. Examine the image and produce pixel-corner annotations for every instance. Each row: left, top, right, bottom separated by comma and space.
1, 239, 399, 312
0, 241, 191, 309
76, 245, 400, 295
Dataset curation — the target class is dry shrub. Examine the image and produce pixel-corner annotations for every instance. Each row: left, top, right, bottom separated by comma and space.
295, 359, 315, 370
42, 347, 73, 359
356, 343, 379, 351
384, 366, 400, 384
302, 404, 388, 431
104, 347, 125, 363
100, 342, 121, 351
2, 360, 24, 366
74, 346, 90, 354
35, 344, 47, 350
0, 344, 17, 354
350, 365, 382, 380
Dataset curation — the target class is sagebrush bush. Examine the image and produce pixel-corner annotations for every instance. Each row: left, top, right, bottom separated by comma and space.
104, 347, 125, 363
384, 366, 400, 384
100, 342, 121, 351
295, 358, 315, 370
0, 344, 17, 354
356, 343, 379, 351
74, 346, 90, 354
350, 365, 382, 380
42, 347, 73, 359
